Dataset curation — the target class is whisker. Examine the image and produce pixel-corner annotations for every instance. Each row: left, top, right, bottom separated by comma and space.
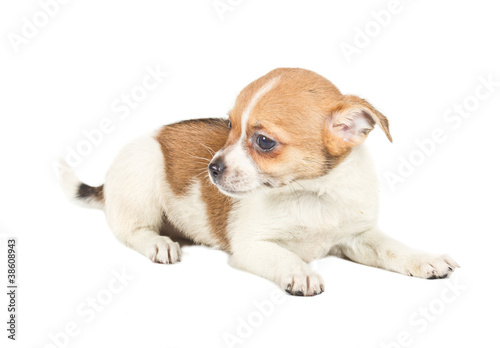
195, 168, 210, 177
200, 143, 216, 157
289, 180, 301, 197
291, 179, 307, 191
188, 155, 212, 162
302, 158, 335, 166
202, 172, 211, 183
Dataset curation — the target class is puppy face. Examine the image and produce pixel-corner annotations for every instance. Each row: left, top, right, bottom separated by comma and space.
209, 68, 392, 197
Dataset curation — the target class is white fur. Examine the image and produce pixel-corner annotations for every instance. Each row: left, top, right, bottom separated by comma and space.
61, 82, 459, 295
61, 133, 459, 294
60, 132, 220, 263
226, 145, 459, 295
226, 145, 377, 294
102, 133, 181, 263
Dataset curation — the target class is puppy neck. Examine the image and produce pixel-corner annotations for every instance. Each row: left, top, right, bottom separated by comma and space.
261, 145, 371, 199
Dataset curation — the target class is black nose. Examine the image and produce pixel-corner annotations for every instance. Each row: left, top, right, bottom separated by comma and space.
209, 160, 225, 179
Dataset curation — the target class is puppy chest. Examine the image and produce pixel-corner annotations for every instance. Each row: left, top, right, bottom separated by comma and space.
236, 192, 344, 238
270, 193, 343, 230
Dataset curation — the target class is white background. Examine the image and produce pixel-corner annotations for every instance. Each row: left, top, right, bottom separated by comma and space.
1, 0, 499, 347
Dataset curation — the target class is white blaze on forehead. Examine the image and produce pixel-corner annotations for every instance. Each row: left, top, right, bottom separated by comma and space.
238, 76, 281, 143
214, 76, 280, 194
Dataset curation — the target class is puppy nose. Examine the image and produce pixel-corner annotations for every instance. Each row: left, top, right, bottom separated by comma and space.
209, 160, 226, 179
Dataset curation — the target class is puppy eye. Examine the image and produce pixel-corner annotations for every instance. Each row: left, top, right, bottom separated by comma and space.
256, 134, 276, 151
228, 120, 231, 129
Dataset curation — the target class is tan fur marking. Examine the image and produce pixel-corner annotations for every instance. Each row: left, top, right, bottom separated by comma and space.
200, 178, 232, 250
155, 118, 232, 249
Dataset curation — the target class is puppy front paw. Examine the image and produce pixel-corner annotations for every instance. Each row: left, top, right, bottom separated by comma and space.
282, 270, 324, 296
405, 253, 460, 279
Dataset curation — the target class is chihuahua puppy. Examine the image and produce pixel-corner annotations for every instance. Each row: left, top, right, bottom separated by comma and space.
60, 68, 459, 296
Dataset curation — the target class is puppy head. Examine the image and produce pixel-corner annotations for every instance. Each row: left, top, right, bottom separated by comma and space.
208, 68, 392, 197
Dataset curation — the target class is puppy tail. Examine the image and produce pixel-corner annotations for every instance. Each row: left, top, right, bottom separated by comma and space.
57, 159, 105, 210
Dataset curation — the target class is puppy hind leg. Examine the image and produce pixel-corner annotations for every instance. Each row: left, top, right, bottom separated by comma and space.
106, 200, 182, 264
103, 135, 181, 264
336, 229, 459, 279
123, 227, 181, 264
106, 204, 181, 264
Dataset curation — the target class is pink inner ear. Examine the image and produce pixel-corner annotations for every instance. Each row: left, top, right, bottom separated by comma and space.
332, 110, 374, 144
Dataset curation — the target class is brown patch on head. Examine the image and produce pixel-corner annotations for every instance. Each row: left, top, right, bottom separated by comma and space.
215, 68, 392, 191
223, 68, 350, 186
155, 118, 232, 250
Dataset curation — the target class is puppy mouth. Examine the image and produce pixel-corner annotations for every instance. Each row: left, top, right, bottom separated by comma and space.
214, 178, 282, 198
216, 185, 252, 198
212, 176, 263, 197
208, 170, 254, 197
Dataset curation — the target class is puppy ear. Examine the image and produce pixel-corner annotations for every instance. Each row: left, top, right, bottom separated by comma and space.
324, 95, 392, 155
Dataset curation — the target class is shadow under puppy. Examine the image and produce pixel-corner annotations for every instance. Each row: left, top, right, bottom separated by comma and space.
60, 68, 459, 296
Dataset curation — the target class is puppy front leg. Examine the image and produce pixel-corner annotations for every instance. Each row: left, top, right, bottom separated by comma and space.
229, 241, 324, 296
337, 229, 460, 279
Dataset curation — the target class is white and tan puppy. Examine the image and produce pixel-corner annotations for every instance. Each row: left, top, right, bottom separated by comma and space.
60, 68, 459, 296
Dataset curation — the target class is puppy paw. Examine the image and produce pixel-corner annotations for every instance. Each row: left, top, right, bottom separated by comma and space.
282, 270, 324, 296
148, 238, 181, 264
405, 253, 460, 279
